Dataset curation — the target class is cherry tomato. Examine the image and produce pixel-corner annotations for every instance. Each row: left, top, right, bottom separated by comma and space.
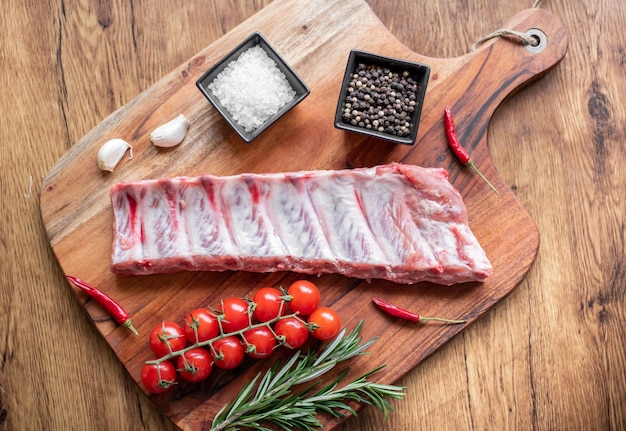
149, 321, 187, 358
287, 280, 320, 316
308, 307, 341, 340
176, 347, 213, 382
274, 317, 309, 349
252, 287, 285, 322
212, 336, 245, 370
141, 360, 177, 394
184, 308, 219, 344
243, 326, 277, 359
219, 297, 251, 333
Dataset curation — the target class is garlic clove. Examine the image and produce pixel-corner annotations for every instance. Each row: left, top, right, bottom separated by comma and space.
150, 114, 190, 147
97, 138, 133, 172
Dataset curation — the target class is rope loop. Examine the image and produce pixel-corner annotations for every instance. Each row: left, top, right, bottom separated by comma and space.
471, 29, 539, 51
470, 0, 544, 51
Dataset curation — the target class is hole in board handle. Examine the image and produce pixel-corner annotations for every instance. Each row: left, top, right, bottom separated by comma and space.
524, 28, 547, 53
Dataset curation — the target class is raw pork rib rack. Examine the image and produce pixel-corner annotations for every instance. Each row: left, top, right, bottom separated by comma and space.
110, 163, 492, 285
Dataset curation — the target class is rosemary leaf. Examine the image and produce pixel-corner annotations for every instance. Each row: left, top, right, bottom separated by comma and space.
210, 321, 405, 431
228, 373, 262, 415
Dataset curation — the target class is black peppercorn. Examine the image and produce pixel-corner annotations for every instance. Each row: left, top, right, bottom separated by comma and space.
341, 62, 419, 138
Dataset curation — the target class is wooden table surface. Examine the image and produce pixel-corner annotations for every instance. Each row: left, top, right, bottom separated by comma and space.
2, 0, 624, 430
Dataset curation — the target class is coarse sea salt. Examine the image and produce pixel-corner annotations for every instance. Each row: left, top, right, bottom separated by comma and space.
208, 45, 296, 132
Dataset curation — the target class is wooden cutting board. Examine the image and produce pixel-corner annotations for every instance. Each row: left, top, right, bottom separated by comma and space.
40, 0, 567, 429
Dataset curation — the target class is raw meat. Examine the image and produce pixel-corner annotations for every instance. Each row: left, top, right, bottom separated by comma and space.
109, 163, 492, 285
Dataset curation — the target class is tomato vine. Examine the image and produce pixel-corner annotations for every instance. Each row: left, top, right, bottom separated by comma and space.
141, 280, 341, 393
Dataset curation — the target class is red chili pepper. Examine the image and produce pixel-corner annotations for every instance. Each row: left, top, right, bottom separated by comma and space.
443, 106, 497, 193
372, 297, 466, 324
66, 275, 139, 335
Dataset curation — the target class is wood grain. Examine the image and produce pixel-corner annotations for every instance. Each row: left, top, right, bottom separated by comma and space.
38, 1, 565, 429
1, 0, 625, 430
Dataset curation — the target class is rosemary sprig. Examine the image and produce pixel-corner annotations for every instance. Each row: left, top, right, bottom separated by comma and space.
210, 321, 405, 431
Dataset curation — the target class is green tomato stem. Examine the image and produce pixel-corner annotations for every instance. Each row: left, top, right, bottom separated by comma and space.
145, 308, 304, 367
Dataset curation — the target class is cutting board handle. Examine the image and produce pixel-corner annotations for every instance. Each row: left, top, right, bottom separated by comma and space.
401, 7, 568, 182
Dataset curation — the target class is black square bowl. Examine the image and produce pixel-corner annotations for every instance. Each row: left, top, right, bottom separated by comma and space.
334, 50, 430, 145
196, 32, 310, 143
